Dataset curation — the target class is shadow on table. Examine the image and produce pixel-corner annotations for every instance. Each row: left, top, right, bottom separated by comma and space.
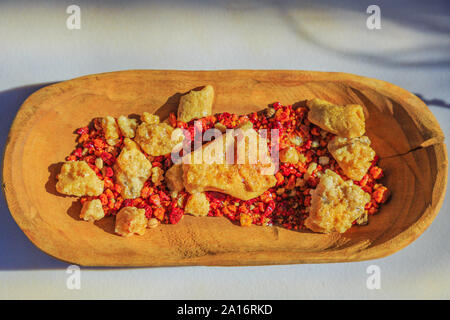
414, 93, 450, 109
0, 82, 69, 270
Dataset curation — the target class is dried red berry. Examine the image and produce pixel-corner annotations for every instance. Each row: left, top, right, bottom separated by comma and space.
144, 205, 153, 219
104, 167, 114, 177
76, 127, 89, 135
169, 208, 184, 224
123, 199, 133, 207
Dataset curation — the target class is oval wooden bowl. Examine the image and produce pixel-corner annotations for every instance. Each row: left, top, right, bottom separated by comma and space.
2, 70, 448, 266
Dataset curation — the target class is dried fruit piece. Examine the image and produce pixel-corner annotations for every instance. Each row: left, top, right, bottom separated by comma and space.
169, 207, 184, 224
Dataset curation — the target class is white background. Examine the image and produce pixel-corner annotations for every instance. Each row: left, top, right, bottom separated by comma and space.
0, 0, 449, 299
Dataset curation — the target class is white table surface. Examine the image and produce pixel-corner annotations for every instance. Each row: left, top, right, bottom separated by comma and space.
0, 0, 449, 299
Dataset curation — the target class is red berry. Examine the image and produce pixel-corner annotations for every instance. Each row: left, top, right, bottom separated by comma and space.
144, 205, 153, 219
105, 167, 114, 177
169, 208, 184, 224
123, 199, 133, 207
76, 127, 89, 135
149, 194, 161, 207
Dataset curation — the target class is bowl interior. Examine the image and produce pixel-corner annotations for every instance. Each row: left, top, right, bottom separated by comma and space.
4, 70, 447, 266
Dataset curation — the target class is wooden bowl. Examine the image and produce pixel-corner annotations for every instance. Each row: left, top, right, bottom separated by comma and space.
2, 70, 447, 266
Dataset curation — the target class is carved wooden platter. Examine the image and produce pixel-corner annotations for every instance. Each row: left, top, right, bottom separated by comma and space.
2, 70, 447, 266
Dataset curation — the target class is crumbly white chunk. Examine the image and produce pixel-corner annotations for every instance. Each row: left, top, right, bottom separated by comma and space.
115, 206, 147, 237
117, 115, 138, 138
80, 199, 105, 222
328, 136, 375, 181
135, 122, 183, 156
56, 161, 104, 196
101, 116, 120, 146
305, 170, 371, 233
114, 138, 152, 199
184, 192, 210, 217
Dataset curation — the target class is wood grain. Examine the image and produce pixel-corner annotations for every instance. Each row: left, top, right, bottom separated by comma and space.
2, 70, 448, 266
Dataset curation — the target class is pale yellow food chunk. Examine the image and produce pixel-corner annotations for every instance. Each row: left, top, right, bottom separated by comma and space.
151, 166, 164, 186
184, 192, 210, 217
114, 138, 152, 199
101, 116, 120, 146
135, 122, 183, 156
178, 85, 214, 122
279, 147, 299, 164
182, 127, 277, 200
165, 164, 185, 192
115, 206, 147, 237
305, 170, 370, 234
117, 115, 138, 138
142, 112, 160, 125
328, 136, 375, 181
80, 199, 105, 222
147, 218, 160, 229
56, 161, 104, 196
307, 98, 365, 138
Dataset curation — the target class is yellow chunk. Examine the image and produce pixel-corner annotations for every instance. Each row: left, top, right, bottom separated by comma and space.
182, 127, 277, 201
151, 166, 164, 186
184, 192, 210, 217
56, 161, 104, 196
307, 98, 365, 138
142, 112, 160, 125
80, 199, 105, 222
240, 214, 253, 227
101, 116, 120, 146
115, 206, 147, 237
328, 136, 375, 181
178, 85, 214, 122
135, 122, 183, 156
114, 138, 152, 199
305, 170, 370, 234
280, 147, 299, 164
117, 115, 138, 138
165, 164, 185, 192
